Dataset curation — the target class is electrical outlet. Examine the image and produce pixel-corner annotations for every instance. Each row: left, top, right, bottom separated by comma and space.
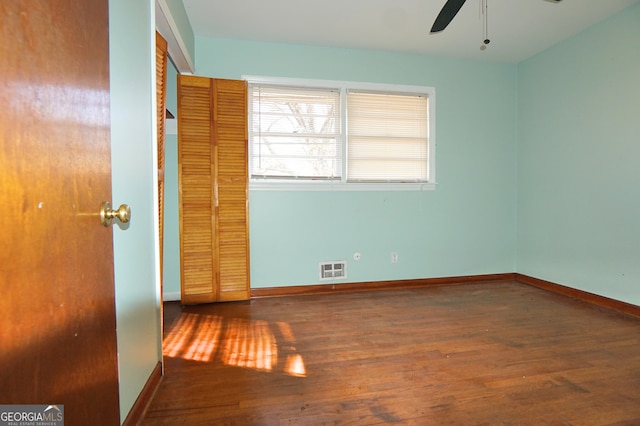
391, 252, 398, 263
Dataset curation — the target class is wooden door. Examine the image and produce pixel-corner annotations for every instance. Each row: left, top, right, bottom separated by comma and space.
213, 79, 251, 302
0, 1, 120, 424
178, 76, 250, 304
178, 75, 218, 304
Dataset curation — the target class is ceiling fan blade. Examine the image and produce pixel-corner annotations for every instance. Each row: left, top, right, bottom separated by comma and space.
430, 0, 468, 34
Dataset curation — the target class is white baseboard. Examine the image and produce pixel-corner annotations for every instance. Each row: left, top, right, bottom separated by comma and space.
163, 291, 181, 302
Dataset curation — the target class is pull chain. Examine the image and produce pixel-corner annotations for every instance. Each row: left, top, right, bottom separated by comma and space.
480, 0, 490, 50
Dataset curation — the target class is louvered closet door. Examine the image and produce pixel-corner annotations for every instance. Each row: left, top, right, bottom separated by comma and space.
178, 75, 218, 304
178, 75, 250, 304
213, 79, 250, 301
156, 31, 167, 288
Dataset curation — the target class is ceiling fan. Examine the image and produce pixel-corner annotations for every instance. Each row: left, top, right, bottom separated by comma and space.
430, 0, 563, 34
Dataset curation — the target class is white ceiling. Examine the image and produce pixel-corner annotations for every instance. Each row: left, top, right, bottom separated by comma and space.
181, 0, 639, 63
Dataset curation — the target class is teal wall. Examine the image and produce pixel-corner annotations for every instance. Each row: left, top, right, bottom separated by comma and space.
193, 38, 518, 288
163, 60, 181, 299
109, 0, 161, 420
517, 3, 640, 305
166, 60, 178, 116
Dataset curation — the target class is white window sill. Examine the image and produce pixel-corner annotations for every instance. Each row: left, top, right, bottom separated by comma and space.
249, 181, 436, 192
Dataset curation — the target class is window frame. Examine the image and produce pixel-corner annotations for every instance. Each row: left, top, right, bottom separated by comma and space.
244, 75, 436, 191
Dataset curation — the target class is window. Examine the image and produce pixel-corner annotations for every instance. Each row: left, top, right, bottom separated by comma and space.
249, 85, 341, 180
347, 91, 429, 183
246, 76, 435, 191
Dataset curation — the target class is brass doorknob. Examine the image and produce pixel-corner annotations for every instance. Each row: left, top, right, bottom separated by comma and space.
100, 201, 131, 227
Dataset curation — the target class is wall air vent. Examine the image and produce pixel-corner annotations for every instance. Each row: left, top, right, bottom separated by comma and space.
319, 261, 347, 281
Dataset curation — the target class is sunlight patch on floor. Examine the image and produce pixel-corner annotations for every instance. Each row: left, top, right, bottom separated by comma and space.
284, 353, 306, 377
163, 313, 306, 377
222, 318, 277, 371
164, 313, 223, 362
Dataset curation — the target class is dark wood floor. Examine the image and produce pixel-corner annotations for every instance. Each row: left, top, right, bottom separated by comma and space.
144, 281, 640, 425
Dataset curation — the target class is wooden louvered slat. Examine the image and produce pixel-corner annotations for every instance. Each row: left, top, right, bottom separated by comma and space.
156, 32, 168, 294
213, 79, 250, 302
178, 75, 217, 304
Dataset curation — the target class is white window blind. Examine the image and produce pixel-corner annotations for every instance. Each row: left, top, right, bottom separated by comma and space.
246, 76, 436, 191
249, 85, 341, 180
347, 91, 428, 182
